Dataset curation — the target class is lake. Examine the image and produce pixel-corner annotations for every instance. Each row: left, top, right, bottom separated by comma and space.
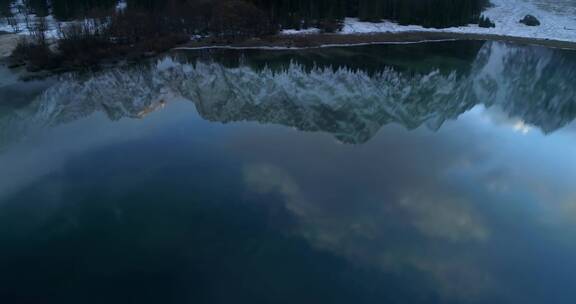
1, 40, 576, 304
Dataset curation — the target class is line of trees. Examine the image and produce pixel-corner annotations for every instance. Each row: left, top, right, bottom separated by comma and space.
10, 0, 275, 70
2, 0, 489, 29
253, 0, 489, 29
0, 0, 13, 17
7, 0, 489, 71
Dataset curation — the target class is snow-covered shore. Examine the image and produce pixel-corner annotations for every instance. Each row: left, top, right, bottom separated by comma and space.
285, 0, 576, 44
3, 0, 576, 53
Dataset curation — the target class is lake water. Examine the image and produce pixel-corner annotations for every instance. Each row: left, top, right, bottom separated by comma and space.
1, 41, 576, 304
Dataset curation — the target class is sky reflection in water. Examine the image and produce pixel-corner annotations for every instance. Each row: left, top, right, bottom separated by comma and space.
1, 41, 576, 304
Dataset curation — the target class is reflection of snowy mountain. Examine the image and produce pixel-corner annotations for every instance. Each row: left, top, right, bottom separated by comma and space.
182, 62, 474, 143
3, 41, 576, 145
473, 42, 576, 133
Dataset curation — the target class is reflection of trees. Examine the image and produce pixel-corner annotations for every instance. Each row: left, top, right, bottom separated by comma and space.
184, 40, 485, 76
473, 42, 576, 133
2, 41, 576, 147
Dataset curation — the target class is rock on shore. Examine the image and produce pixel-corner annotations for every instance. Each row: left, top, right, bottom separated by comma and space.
0, 34, 18, 59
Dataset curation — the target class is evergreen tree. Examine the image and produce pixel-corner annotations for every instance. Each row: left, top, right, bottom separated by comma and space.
26, 0, 49, 17
52, 0, 117, 20
0, 0, 13, 17
479, 15, 495, 28
9, 0, 490, 28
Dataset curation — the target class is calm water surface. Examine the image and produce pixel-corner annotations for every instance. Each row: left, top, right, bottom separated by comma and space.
1, 41, 576, 304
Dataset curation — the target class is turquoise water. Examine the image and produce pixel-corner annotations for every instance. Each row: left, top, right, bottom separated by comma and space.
1, 41, 576, 303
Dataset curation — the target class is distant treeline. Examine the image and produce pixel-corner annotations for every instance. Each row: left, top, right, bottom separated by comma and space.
1, 0, 489, 28
253, 0, 489, 28
8, 0, 489, 71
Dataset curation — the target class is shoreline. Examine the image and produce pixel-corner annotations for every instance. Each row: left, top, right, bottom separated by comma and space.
177, 32, 576, 51
3, 30, 576, 77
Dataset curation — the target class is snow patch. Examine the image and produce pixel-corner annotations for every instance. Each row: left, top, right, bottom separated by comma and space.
276, 0, 576, 43
339, 0, 576, 43
116, 0, 127, 12
280, 28, 321, 35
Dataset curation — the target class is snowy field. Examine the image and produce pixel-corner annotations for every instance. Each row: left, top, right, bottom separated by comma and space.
287, 0, 576, 43
0, 0, 127, 38
0, 0, 60, 37
2, 0, 576, 43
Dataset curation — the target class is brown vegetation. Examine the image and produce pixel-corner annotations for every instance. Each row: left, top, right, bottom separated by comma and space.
12, 0, 276, 71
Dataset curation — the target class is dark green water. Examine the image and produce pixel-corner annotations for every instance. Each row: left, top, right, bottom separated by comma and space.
1, 41, 576, 304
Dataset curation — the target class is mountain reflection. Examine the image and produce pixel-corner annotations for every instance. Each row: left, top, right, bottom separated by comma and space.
2, 41, 576, 304
2, 41, 576, 146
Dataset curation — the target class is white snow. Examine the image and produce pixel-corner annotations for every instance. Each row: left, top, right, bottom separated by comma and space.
116, 0, 128, 12
340, 0, 576, 43
280, 28, 321, 35
2, 0, 575, 44
0, 0, 120, 38
0, 0, 61, 38
0, 16, 60, 38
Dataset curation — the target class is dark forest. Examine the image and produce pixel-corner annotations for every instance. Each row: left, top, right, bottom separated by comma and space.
1, 0, 490, 71
2, 0, 489, 29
